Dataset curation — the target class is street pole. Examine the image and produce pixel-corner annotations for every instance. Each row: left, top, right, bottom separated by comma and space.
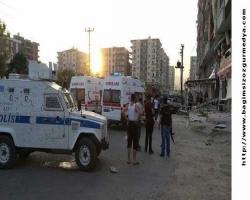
180, 44, 184, 97
85, 27, 94, 76
175, 44, 184, 104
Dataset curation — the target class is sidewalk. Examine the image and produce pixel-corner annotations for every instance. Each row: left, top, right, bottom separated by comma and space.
166, 111, 231, 199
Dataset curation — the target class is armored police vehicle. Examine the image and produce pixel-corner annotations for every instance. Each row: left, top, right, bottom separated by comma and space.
0, 76, 109, 171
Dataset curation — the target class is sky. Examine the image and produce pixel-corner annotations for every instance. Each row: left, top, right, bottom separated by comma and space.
0, 0, 198, 87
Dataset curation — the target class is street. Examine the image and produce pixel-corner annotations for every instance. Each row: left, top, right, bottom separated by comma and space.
0, 112, 231, 200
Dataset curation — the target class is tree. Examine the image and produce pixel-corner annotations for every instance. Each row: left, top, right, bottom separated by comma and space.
8, 53, 28, 75
56, 68, 76, 89
0, 21, 11, 78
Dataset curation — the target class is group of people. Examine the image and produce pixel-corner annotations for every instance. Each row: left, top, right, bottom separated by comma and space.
124, 94, 175, 165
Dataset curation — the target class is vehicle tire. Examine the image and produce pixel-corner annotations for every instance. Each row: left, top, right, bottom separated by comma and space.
75, 137, 97, 171
0, 136, 16, 169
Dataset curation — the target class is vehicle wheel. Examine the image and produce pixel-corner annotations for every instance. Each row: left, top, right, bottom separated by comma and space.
75, 137, 97, 171
18, 150, 32, 158
0, 136, 16, 169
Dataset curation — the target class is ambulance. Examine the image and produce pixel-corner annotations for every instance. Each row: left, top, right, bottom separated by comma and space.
0, 76, 109, 171
102, 75, 145, 125
70, 76, 103, 113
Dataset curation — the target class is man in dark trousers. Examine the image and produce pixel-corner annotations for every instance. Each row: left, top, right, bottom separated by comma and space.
158, 97, 175, 158
144, 95, 155, 154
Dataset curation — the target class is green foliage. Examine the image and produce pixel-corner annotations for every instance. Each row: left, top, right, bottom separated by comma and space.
8, 53, 28, 75
0, 21, 11, 78
56, 68, 76, 89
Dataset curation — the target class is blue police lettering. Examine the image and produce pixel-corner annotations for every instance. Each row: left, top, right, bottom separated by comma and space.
0, 113, 16, 123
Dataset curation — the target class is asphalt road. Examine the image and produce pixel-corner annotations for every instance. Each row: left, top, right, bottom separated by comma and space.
0, 113, 231, 200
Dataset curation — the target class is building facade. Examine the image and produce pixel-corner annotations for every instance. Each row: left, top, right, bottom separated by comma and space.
0, 21, 11, 77
168, 66, 175, 91
12, 34, 39, 61
57, 48, 88, 75
189, 56, 197, 80
160, 49, 169, 92
131, 37, 170, 93
100, 47, 130, 77
187, 0, 231, 110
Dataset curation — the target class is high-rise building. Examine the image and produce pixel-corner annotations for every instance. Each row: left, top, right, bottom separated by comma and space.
168, 66, 175, 91
186, 0, 231, 110
100, 47, 130, 77
131, 37, 170, 92
57, 48, 88, 75
189, 56, 197, 80
12, 34, 39, 61
160, 49, 169, 92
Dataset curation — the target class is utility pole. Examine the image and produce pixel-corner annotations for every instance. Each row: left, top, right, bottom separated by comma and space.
175, 44, 184, 100
85, 27, 94, 76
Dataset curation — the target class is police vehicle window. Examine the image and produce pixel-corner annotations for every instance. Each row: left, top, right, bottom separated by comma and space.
45, 96, 61, 109
24, 88, 30, 94
8, 88, 14, 93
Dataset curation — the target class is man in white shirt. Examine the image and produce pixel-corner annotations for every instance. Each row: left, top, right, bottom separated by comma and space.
124, 94, 141, 165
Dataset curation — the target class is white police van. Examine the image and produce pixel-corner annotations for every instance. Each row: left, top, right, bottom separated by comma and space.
0, 76, 109, 171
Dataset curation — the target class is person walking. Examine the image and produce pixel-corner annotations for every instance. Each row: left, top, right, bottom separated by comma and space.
144, 95, 155, 154
158, 97, 175, 158
125, 94, 140, 165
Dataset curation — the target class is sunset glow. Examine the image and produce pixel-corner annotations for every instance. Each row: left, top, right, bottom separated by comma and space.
91, 50, 102, 75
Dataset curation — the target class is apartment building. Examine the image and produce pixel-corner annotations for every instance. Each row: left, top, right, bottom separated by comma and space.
160, 49, 169, 92
186, 0, 231, 110
189, 56, 197, 80
168, 66, 175, 91
131, 37, 170, 93
12, 34, 39, 61
100, 47, 130, 77
57, 48, 88, 75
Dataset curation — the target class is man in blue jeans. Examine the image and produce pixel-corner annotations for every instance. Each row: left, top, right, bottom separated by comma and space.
158, 98, 175, 158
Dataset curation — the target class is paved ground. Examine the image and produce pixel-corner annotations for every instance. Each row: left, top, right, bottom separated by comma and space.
0, 112, 231, 200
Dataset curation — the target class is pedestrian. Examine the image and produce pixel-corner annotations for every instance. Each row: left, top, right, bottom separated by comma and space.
144, 95, 155, 154
158, 97, 175, 158
153, 96, 160, 120
124, 94, 140, 165
136, 97, 144, 151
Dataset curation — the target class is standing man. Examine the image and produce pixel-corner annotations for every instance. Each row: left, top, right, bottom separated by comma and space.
124, 94, 140, 165
144, 95, 155, 154
158, 98, 175, 158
